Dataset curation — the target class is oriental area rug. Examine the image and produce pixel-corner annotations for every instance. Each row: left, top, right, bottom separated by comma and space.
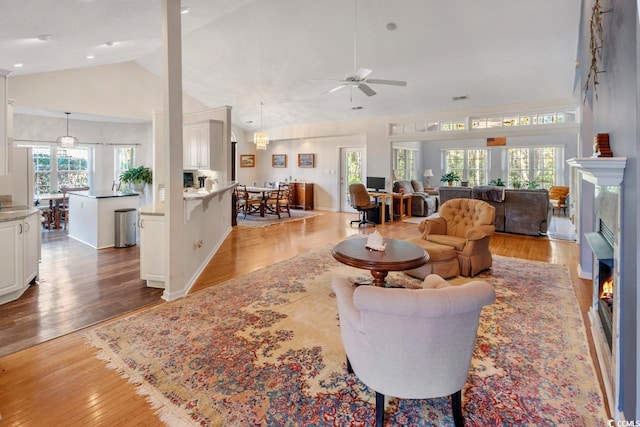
86, 246, 608, 426
236, 209, 318, 228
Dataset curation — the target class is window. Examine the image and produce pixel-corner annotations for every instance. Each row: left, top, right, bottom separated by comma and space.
115, 147, 135, 182
32, 145, 89, 194
57, 147, 89, 188
34, 146, 52, 195
443, 149, 488, 186
392, 148, 417, 180
507, 147, 559, 189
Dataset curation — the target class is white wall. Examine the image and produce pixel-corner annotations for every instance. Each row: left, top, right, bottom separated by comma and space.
8, 62, 207, 121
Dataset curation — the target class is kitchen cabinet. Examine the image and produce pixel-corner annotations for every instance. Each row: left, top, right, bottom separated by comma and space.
290, 182, 314, 210
183, 120, 223, 171
139, 212, 165, 288
0, 211, 39, 305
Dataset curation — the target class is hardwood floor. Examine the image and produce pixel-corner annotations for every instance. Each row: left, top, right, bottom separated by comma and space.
0, 228, 164, 358
0, 211, 599, 425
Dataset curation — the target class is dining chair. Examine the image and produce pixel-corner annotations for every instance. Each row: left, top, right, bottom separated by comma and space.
264, 183, 291, 219
59, 186, 90, 230
244, 186, 263, 216
235, 184, 250, 218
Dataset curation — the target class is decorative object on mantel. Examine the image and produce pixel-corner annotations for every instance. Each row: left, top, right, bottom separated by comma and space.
365, 230, 387, 251
593, 133, 613, 157
584, 0, 611, 102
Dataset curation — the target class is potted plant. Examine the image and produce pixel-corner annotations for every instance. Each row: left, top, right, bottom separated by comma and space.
488, 178, 506, 187
440, 171, 461, 186
120, 165, 152, 192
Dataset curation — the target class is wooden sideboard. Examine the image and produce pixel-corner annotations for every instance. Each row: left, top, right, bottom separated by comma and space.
289, 182, 313, 210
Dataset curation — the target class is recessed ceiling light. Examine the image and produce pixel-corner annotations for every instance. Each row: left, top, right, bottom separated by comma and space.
104, 41, 116, 47
36, 34, 52, 41
181, 7, 190, 14
14, 63, 23, 68
386, 22, 397, 31
86, 55, 95, 60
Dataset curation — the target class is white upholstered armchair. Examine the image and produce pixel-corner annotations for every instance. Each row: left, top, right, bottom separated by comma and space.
332, 275, 496, 427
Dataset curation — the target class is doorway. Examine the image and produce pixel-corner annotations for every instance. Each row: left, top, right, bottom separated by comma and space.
339, 147, 365, 212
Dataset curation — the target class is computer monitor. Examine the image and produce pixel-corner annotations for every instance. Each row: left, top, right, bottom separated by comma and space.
366, 176, 386, 192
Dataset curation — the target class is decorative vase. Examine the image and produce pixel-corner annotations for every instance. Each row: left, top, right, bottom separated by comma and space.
448, 181, 453, 187
133, 182, 145, 192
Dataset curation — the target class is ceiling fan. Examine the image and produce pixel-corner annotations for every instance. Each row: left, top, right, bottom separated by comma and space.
322, 0, 407, 99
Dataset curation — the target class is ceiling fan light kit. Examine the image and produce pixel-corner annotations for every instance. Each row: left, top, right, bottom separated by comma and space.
323, 0, 407, 99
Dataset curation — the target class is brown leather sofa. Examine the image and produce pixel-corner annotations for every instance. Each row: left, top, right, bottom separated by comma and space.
410, 198, 496, 277
392, 180, 436, 217
437, 186, 552, 236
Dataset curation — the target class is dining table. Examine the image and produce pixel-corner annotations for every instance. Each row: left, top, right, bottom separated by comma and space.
36, 193, 66, 229
245, 186, 276, 217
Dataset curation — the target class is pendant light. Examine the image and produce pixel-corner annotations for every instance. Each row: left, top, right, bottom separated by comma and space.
253, 102, 269, 150
57, 112, 78, 148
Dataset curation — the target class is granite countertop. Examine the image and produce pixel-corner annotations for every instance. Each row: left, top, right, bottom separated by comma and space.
68, 190, 140, 199
182, 182, 237, 201
0, 202, 39, 223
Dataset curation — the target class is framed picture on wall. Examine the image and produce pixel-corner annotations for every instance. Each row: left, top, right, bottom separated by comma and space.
272, 154, 287, 168
298, 153, 314, 168
240, 154, 255, 168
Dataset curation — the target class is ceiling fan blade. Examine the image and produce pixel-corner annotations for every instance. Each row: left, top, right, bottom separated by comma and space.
366, 79, 407, 87
322, 84, 348, 95
358, 83, 376, 97
355, 68, 373, 79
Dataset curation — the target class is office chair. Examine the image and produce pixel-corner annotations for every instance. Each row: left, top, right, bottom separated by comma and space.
348, 183, 377, 227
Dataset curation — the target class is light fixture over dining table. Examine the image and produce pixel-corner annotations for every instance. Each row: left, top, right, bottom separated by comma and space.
254, 102, 269, 150
56, 112, 78, 148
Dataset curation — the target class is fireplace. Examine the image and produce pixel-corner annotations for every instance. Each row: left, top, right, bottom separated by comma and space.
567, 156, 626, 417
592, 218, 614, 350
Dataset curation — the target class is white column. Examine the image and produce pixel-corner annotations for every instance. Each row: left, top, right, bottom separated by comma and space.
161, 0, 185, 300
0, 69, 11, 176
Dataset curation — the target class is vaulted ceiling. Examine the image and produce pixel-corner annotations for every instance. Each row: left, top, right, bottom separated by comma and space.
0, 0, 582, 131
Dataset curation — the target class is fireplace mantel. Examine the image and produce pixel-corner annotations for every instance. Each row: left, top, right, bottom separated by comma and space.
567, 157, 627, 186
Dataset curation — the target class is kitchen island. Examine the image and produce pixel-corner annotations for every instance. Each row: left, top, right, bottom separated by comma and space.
68, 190, 140, 249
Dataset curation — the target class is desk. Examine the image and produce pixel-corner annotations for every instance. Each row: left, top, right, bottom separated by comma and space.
36, 193, 65, 229
393, 193, 412, 220
332, 237, 429, 287
369, 192, 392, 224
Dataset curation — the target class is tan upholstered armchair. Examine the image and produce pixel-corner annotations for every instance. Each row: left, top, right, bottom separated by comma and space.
549, 186, 569, 216
418, 198, 495, 277
332, 275, 496, 427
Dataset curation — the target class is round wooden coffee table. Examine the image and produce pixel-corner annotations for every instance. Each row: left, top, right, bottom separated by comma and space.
332, 237, 429, 287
